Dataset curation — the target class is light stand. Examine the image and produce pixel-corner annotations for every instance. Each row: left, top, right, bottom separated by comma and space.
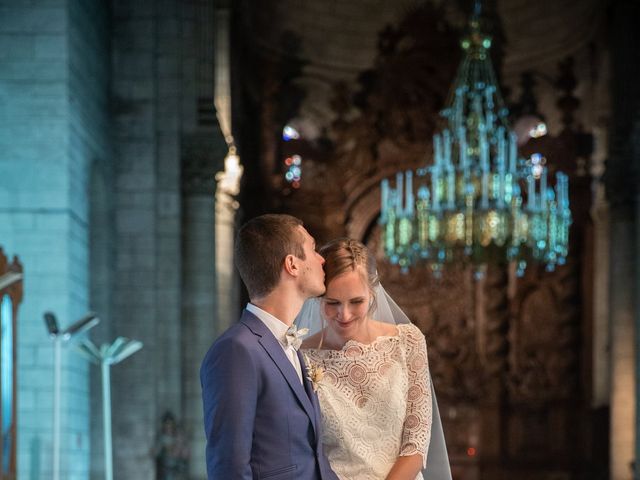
0, 271, 22, 290
76, 337, 143, 480
43, 312, 99, 480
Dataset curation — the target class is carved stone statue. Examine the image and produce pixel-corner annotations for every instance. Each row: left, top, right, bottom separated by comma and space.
152, 411, 189, 480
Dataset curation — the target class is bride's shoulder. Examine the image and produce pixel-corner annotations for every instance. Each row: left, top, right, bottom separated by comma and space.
368, 320, 422, 339
301, 331, 324, 349
397, 322, 426, 340
369, 320, 399, 338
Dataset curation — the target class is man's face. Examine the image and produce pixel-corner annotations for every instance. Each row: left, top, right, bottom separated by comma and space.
296, 226, 326, 298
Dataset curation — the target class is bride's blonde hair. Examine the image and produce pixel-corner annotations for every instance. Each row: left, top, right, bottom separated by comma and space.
320, 238, 379, 314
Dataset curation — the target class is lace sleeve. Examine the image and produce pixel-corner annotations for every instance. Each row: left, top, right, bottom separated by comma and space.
399, 324, 432, 466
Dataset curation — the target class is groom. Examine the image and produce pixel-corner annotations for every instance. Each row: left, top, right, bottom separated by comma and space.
200, 214, 338, 480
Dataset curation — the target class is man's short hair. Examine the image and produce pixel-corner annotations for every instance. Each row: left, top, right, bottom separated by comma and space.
234, 214, 306, 299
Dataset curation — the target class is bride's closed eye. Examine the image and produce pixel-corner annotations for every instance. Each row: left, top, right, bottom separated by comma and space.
325, 298, 365, 306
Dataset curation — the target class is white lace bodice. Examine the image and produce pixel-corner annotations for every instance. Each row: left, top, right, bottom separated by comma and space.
303, 323, 432, 480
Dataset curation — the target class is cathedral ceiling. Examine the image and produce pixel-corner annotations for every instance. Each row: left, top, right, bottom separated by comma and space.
241, 0, 607, 138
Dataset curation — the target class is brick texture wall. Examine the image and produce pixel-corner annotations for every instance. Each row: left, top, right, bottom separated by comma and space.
0, 1, 109, 479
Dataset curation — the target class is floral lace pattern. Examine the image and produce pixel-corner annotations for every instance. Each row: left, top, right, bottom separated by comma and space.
303, 323, 432, 480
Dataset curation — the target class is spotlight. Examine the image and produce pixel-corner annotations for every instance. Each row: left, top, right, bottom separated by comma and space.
61, 313, 99, 340
0, 271, 22, 290
43, 311, 100, 480
44, 312, 99, 341
44, 312, 59, 338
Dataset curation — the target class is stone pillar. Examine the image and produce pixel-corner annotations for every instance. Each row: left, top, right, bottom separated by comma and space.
180, 145, 240, 480
110, 0, 184, 477
214, 3, 232, 147
215, 152, 243, 335
636, 175, 640, 472
213, 0, 242, 336
609, 207, 636, 480
180, 134, 224, 480
180, 188, 215, 479
605, 1, 640, 477
0, 2, 110, 479
591, 128, 611, 409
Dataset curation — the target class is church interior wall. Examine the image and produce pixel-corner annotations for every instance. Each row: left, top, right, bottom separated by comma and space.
0, 0, 112, 478
1, 0, 639, 479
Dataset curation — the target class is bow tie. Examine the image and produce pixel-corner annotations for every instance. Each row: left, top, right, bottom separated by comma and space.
284, 324, 309, 351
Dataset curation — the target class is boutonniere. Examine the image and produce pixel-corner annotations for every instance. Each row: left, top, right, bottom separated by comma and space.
303, 355, 324, 392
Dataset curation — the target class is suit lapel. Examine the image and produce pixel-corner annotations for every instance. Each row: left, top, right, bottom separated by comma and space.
240, 311, 317, 436
299, 349, 322, 442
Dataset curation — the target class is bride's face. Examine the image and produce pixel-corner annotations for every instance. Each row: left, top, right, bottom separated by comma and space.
322, 269, 371, 342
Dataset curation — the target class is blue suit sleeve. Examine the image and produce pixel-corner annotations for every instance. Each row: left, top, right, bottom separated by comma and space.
201, 336, 258, 479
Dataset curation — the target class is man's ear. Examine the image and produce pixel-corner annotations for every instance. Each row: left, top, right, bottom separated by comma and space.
283, 254, 299, 277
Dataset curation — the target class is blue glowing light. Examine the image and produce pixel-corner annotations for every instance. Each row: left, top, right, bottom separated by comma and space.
282, 125, 300, 141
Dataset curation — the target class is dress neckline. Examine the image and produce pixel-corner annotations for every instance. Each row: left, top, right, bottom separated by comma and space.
305, 324, 407, 353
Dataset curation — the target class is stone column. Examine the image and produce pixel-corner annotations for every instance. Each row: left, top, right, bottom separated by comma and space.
180, 135, 224, 480
636, 172, 640, 472
215, 151, 243, 335
179, 1, 234, 477
590, 129, 611, 409
179, 143, 240, 480
609, 207, 636, 480
213, 0, 243, 335
606, 1, 640, 477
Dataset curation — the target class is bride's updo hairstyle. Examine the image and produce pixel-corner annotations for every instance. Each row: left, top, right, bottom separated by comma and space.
319, 238, 380, 315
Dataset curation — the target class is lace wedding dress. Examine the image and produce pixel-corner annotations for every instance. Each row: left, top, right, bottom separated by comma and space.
303, 323, 432, 480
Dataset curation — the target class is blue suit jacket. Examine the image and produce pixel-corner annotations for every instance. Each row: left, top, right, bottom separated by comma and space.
201, 310, 339, 480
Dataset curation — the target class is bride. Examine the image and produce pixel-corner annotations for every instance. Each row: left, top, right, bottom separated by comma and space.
298, 238, 451, 480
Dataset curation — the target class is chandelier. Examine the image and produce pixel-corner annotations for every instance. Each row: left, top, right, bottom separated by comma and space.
379, 4, 571, 278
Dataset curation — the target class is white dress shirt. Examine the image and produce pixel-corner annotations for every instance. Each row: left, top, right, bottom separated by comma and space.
246, 303, 303, 383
